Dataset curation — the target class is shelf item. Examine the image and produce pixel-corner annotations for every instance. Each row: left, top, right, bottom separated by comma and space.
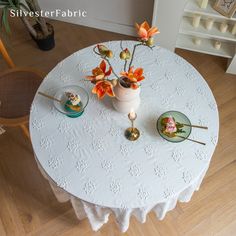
192, 14, 201, 28
214, 40, 221, 49
177, 0, 236, 74
220, 22, 228, 33
232, 23, 236, 35
193, 37, 202, 45
176, 34, 235, 58
199, 0, 209, 9
185, 0, 236, 21
205, 18, 214, 30
180, 16, 236, 42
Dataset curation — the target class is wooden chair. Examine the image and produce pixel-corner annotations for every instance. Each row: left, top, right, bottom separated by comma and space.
0, 38, 43, 138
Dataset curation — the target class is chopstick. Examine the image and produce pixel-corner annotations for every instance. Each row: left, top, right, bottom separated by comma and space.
38, 91, 62, 103
181, 123, 208, 130
177, 135, 206, 145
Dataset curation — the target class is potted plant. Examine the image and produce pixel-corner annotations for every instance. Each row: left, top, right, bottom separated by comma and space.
0, 0, 55, 50
86, 21, 159, 113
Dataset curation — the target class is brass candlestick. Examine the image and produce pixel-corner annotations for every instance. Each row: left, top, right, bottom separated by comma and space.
125, 112, 140, 141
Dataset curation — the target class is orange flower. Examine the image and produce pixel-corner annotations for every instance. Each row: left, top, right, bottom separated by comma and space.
120, 67, 145, 89
86, 60, 112, 82
135, 21, 159, 41
92, 80, 115, 99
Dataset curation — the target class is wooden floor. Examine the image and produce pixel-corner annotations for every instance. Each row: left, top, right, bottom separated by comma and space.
0, 18, 236, 236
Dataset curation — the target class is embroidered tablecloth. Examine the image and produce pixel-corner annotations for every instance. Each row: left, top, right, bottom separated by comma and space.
30, 41, 219, 232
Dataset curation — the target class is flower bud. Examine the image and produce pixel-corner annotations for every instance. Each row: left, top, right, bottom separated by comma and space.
124, 48, 131, 59
146, 37, 154, 46
97, 44, 109, 55
120, 51, 127, 60
106, 50, 113, 58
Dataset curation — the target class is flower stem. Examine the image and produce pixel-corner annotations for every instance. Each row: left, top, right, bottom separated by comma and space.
128, 43, 143, 70
124, 60, 127, 72
120, 41, 127, 72
93, 46, 101, 56
104, 57, 120, 79
120, 40, 124, 50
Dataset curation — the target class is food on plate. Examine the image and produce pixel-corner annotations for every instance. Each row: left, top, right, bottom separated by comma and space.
64, 92, 81, 112
161, 116, 185, 137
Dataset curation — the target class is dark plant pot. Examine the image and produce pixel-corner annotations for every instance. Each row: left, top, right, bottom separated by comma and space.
31, 23, 55, 51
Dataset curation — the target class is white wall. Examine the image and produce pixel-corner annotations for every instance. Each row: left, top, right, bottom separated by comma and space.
40, 0, 154, 36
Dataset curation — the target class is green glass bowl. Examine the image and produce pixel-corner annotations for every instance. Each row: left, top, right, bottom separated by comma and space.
157, 111, 192, 143
53, 85, 89, 118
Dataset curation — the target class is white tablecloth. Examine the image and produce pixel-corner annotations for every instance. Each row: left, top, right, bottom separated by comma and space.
30, 41, 219, 232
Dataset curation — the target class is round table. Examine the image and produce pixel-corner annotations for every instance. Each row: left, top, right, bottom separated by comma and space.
30, 41, 219, 232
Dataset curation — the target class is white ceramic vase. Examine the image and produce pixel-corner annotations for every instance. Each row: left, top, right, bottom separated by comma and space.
112, 81, 140, 113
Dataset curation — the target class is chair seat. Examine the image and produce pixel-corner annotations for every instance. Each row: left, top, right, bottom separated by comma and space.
0, 69, 42, 119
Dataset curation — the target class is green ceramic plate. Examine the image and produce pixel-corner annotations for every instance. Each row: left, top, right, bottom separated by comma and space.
157, 111, 192, 143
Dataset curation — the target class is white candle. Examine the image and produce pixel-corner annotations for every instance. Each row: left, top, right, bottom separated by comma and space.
129, 109, 136, 120
214, 41, 221, 50
193, 38, 201, 45
232, 23, 236, 35
205, 18, 214, 30
199, 0, 208, 9
192, 15, 201, 28
220, 22, 228, 33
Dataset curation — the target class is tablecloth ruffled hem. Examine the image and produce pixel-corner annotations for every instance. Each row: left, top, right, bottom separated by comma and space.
37, 159, 207, 232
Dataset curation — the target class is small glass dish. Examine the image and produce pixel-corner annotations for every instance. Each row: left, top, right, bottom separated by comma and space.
53, 85, 89, 118
157, 111, 192, 143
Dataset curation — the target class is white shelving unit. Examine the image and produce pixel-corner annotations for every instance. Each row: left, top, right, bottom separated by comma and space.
176, 0, 236, 74
176, 34, 235, 58
180, 16, 236, 43
184, 0, 236, 21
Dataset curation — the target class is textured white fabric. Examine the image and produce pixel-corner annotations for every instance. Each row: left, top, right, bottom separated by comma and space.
37, 160, 207, 232
30, 41, 219, 232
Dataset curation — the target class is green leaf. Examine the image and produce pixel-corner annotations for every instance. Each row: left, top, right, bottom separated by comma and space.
176, 122, 184, 128
0, 1, 10, 7
1, 6, 11, 34
19, 2, 30, 12
176, 128, 186, 134
25, 0, 34, 11
7, 0, 18, 10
